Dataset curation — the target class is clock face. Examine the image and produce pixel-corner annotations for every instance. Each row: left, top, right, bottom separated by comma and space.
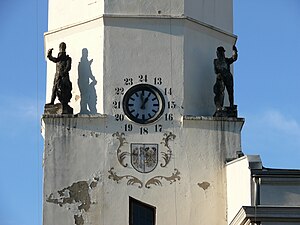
123, 84, 165, 124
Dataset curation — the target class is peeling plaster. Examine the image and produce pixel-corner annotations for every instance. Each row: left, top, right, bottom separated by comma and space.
74, 215, 84, 225
75, 95, 80, 101
46, 173, 101, 225
198, 181, 210, 190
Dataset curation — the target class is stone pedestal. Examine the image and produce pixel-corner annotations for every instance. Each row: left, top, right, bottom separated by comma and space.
214, 105, 238, 118
44, 103, 73, 115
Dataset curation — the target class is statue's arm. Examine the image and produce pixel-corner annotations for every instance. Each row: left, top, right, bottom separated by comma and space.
47, 48, 59, 63
228, 45, 238, 64
232, 45, 238, 61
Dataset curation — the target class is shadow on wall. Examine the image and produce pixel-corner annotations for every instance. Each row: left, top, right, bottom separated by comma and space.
78, 48, 98, 114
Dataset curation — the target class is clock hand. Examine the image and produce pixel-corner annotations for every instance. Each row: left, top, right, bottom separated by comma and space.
140, 91, 145, 109
140, 93, 151, 109
141, 98, 148, 109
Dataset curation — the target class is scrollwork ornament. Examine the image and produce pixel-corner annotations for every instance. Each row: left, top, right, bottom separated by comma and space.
145, 169, 181, 188
160, 132, 176, 167
108, 168, 181, 189
108, 167, 143, 188
112, 132, 130, 167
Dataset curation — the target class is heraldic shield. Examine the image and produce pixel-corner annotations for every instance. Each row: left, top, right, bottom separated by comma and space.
131, 144, 158, 173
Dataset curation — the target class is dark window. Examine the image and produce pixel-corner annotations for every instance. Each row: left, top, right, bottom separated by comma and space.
129, 197, 156, 225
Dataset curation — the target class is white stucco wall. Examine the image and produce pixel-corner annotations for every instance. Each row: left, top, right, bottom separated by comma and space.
104, 0, 183, 16
43, 1, 240, 224
48, 0, 104, 30
226, 156, 253, 224
48, 0, 233, 33
184, 0, 233, 33
44, 18, 104, 114
103, 16, 184, 119
45, 16, 236, 117
183, 19, 236, 116
42, 116, 243, 225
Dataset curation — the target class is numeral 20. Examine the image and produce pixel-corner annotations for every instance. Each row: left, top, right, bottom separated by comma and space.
115, 114, 124, 121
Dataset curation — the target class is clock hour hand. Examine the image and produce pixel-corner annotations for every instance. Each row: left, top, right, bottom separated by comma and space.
141, 98, 148, 109
140, 93, 150, 109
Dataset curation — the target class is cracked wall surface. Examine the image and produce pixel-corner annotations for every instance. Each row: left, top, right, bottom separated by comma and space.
46, 175, 100, 225
42, 116, 243, 225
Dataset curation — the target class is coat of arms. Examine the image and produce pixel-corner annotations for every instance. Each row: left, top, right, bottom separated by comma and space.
131, 144, 158, 173
110, 132, 180, 188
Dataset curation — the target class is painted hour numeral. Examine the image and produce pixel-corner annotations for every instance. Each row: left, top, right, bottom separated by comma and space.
164, 88, 172, 95
154, 77, 162, 85
167, 101, 176, 109
154, 124, 163, 132
125, 124, 133, 132
113, 101, 121, 109
138, 75, 148, 82
115, 114, 125, 121
124, 78, 134, 85
115, 87, 124, 95
140, 127, 149, 135
164, 113, 174, 121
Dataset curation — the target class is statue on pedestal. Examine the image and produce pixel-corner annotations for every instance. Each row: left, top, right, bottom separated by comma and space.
213, 45, 238, 117
45, 42, 73, 114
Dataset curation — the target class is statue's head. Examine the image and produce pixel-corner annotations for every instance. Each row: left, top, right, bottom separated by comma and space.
82, 48, 88, 57
216, 46, 225, 58
59, 42, 66, 52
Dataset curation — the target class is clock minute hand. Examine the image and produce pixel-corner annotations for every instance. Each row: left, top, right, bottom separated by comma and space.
140, 92, 145, 109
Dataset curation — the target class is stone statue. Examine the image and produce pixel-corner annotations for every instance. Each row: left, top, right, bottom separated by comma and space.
213, 45, 238, 117
45, 42, 73, 114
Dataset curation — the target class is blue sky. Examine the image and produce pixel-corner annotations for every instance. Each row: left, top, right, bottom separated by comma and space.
0, 1, 299, 225
234, 0, 300, 169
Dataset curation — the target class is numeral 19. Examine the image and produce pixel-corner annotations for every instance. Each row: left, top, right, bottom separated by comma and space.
125, 124, 133, 132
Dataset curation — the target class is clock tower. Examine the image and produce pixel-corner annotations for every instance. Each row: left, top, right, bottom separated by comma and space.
42, 0, 243, 225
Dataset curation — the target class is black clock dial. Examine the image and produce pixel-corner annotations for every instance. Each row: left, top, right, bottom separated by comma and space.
123, 84, 165, 124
